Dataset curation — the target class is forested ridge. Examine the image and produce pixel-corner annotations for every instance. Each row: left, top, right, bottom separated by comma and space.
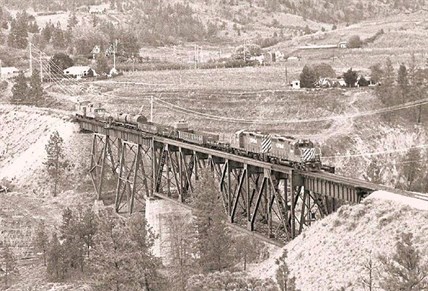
1, 0, 426, 23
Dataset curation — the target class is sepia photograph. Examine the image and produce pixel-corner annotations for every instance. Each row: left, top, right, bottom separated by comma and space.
0, 0, 428, 290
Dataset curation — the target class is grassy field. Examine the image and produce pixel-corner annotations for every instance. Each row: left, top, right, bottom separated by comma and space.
85, 68, 357, 138
68, 62, 428, 183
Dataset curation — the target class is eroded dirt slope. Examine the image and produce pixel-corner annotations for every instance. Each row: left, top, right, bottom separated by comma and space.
249, 192, 428, 290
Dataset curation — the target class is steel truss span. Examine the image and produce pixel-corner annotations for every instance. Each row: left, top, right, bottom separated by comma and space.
78, 116, 416, 244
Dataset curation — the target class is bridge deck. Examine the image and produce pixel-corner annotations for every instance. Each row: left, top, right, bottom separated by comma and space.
76, 116, 420, 200
76, 116, 426, 242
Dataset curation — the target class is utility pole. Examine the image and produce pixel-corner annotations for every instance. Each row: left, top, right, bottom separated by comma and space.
194, 44, 197, 69
40, 54, 43, 82
113, 39, 118, 70
243, 41, 246, 62
150, 95, 154, 122
285, 65, 288, 85
0, 59, 2, 80
29, 42, 33, 75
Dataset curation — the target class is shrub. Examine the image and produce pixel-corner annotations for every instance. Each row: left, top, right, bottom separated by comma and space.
348, 35, 363, 48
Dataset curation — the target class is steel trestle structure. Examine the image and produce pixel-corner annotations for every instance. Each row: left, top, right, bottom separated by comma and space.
79, 117, 407, 243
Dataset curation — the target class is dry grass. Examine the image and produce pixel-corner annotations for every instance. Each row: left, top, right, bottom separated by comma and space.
84, 71, 355, 139
249, 197, 428, 290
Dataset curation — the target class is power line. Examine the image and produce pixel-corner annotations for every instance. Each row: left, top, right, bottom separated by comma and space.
154, 95, 428, 125
323, 143, 428, 159
30, 45, 428, 162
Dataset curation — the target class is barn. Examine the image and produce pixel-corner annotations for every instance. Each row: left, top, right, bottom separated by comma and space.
63, 66, 97, 79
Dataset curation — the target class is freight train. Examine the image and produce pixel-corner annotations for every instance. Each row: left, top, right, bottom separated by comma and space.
76, 102, 325, 171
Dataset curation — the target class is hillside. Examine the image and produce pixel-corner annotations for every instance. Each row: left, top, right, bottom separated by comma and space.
2, 0, 427, 48
250, 191, 428, 290
0, 105, 95, 290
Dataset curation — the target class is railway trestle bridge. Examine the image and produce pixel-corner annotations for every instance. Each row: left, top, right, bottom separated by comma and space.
77, 116, 405, 244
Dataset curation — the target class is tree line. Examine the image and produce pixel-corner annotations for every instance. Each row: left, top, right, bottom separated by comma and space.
28, 169, 289, 290
299, 63, 367, 88
371, 55, 428, 124
0, 2, 221, 57
12, 171, 428, 290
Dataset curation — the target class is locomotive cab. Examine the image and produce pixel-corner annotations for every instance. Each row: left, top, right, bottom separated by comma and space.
93, 108, 107, 118
233, 130, 246, 148
295, 140, 321, 170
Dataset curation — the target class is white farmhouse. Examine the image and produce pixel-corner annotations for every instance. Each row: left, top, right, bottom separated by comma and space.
0, 67, 19, 79
63, 66, 97, 79
290, 80, 301, 89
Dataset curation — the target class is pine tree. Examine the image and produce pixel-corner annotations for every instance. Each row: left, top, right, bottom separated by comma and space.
91, 210, 167, 290
407, 53, 417, 85
232, 235, 264, 271
46, 232, 66, 281
397, 64, 409, 102
51, 22, 65, 49
49, 53, 74, 76
276, 249, 299, 291
399, 148, 422, 191
41, 22, 54, 43
299, 65, 317, 88
29, 70, 44, 103
369, 63, 383, 84
67, 12, 78, 29
11, 71, 28, 103
59, 207, 85, 272
1, 244, 18, 288
379, 232, 428, 290
33, 221, 49, 266
343, 68, 358, 87
192, 170, 234, 273
126, 213, 167, 290
44, 131, 68, 197
0, 27, 4, 45
378, 57, 396, 105
358, 75, 370, 87
95, 53, 110, 76
164, 213, 196, 290
7, 11, 29, 49
78, 207, 98, 259
360, 252, 377, 291
410, 68, 428, 123
28, 21, 40, 33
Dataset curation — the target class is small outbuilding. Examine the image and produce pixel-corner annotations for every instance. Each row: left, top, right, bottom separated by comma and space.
0, 67, 19, 79
63, 66, 97, 78
89, 6, 106, 14
338, 41, 348, 49
290, 80, 301, 89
